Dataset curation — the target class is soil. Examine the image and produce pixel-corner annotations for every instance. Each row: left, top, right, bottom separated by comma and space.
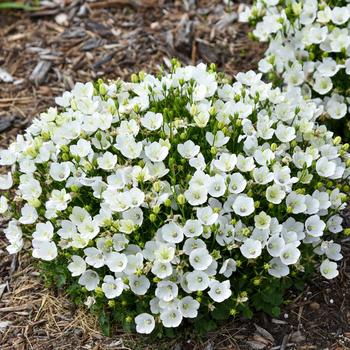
0, 1, 349, 349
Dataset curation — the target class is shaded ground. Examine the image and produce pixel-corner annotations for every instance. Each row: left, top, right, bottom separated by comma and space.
0, 1, 349, 349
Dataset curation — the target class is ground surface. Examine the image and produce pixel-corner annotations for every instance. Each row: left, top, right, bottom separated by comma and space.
0, 1, 350, 349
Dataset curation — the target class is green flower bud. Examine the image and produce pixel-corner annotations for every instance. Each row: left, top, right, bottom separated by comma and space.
271, 143, 278, 151
95, 287, 104, 297
149, 213, 157, 222
254, 201, 260, 208
342, 185, 350, 193
344, 228, 350, 236
152, 181, 161, 192
125, 316, 133, 323
131, 73, 138, 83
61, 153, 70, 161
326, 181, 333, 188
177, 194, 186, 205
164, 198, 172, 207
253, 277, 261, 286
108, 300, 115, 308
287, 206, 293, 213
341, 143, 349, 151
333, 136, 342, 145
153, 205, 160, 214
121, 300, 128, 306
230, 308, 237, 316
180, 132, 187, 140
99, 83, 107, 95
210, 147, 217, 156
316, 182, 323, 189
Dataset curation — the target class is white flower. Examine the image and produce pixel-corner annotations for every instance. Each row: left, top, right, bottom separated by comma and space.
105, 252, 127, 273
331, 6, 350, 25
32, 240, 58, 261
268, 257, 289, 278
208, 280, 232, 303
213, 153, 237, 172
189, 248, 213, 270
84, 247, 104, 268
102, 275, 124, 299
78, 270, 99, 291
313, 76, 333, 95
320, 259, 339, 279
0, 172, 13, 190
184, 184, 208, 206
280, 243, 300, 265
275, 124, 296, 143
145, 142, 169, 162
68, 255, 86, 276
70, 139, 92, 158
161, 222, 184, 244
240, 238, 262, 259
179, 296, 200, 318
186, 270, 210, 291
97, 152, 118, 170
183, 220, 203, 238
19, 204, 38, 224
286, 192, 306, 214
196, 206, 218, 226
254, 211, 271, 230
129, 275, 150, 295
0, 196, 8, 214
327, 215, 343, 234
208, 175, 226, 197
305, 215, 326, 237
0, 149, 16, 165
219, 258, 237, 278
160, 309, 183, 328
267, 236, 285, 257
232, 195, 255, 217
49, 162, 71, 181
135, 313, 155, 334
141, 111, 163, 131
155, 280, 178, 301
33, 222, 54, 241
236, 155, 255, 172
151, 261, 173, 278
177, 140, 200, 159
266, 184, 285, 204
154, 243, 175, 263
228, 173, 247, 194
316, 157, 336, 178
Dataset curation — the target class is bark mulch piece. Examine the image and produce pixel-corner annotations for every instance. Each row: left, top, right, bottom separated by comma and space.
0, 1, 349, 349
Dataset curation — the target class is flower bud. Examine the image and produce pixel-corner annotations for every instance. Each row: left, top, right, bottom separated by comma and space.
152, 181, 161, 192
344, 228, 350, 236
153, 205, 160, 214
164, 198, 172, 207
210, 147, 217, 156
125, 316, 133, 323
131, 73, 138, 83
333, 136, 342, 145
177, 194, 186, 205
149, 214, 157, 222
108, 300, 115, 308
230, 309, 237, 316
271, 143, 278, 151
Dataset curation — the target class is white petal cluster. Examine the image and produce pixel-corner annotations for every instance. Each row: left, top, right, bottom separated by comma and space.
1, 63, 349, 333
241, 0, 350, 129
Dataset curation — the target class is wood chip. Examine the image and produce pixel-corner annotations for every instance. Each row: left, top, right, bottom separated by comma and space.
29, 61, 52, 86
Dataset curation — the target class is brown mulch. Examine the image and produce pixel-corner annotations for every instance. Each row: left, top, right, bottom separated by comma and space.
0, 1, 349, 349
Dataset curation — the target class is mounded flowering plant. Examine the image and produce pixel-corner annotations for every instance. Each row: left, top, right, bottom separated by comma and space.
240, 0, 350, 139
1, 61, 350, 336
